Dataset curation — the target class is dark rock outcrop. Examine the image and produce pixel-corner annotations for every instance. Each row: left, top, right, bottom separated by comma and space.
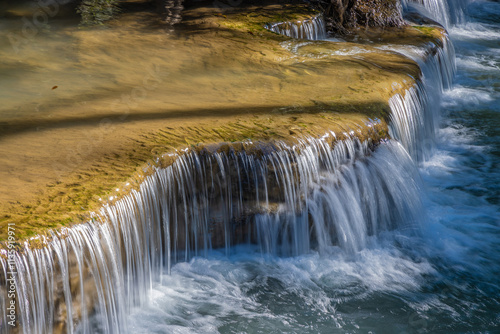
317, 0, 406, 34
157, 0, 184, 25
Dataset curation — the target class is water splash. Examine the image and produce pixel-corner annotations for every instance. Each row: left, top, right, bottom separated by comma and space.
0, 136, 424, 333
0, 5, 464, 332
265, 14, 327, 40
0, 32, 456, 333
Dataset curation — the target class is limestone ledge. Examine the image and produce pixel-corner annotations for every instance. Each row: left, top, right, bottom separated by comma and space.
0, 3, 448, 243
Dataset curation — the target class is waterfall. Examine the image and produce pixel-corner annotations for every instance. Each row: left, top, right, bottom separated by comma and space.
385, 34, 455, 161
402, 0, 474, 28
0, 2, 465, 332
265, 14, 327, 40
0, 22, 456, 334
0, 136, 424, 333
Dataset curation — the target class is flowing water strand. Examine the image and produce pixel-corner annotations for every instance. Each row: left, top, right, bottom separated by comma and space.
386, 32, 455, 161
100, 2, 500, 332
0, 136, 425, 333
402, 0, 474, 28
423, 0, 500, 269
265, 14, 327, 40
396, 0, 500, 331
7, 226, 130, 334
1, 1, 499, 333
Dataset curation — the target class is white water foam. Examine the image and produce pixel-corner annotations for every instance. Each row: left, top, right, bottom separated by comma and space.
0, 137, 426, 333
442, 85, 494, 108
127, 243, 436, 334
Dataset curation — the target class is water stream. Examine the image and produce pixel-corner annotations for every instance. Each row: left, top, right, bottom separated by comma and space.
129, 1, 500, 332
265, 14, 327, 40
402, 0, 473, 28
1, 0, 500, 333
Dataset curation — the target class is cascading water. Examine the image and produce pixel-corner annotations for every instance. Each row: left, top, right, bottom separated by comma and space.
0, 137, 423, 333
2, 0, 500, 333
402, 0, 474, 28
388, 0, 500, 333
384, 34, 456, 161
129, 1, 499, 331
265, 14, 327, 40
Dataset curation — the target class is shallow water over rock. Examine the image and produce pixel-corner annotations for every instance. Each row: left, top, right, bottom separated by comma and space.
1, 0, 499, 333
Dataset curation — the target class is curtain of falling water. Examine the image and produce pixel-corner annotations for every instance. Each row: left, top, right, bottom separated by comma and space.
387, 33, 455, 161
1, 136, 425, 333
265, 14, 327, 40
0, 2, 466, 332
401, 0, 474, 28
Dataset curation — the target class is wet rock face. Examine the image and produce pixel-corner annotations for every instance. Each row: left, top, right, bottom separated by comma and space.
352, 0, 405, 27
322, 0, 405, 34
